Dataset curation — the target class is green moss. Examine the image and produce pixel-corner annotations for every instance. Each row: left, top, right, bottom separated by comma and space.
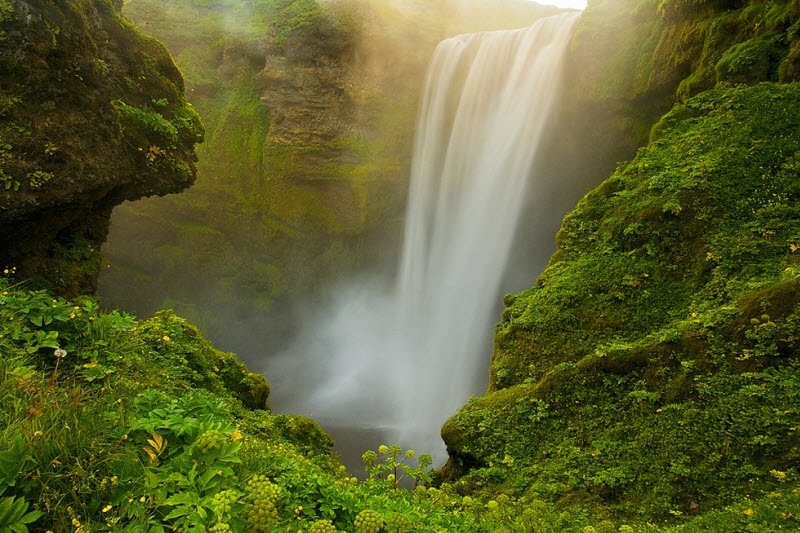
715, 36, 785, 83
136, 310, 270, 409
443, 83, 800, 521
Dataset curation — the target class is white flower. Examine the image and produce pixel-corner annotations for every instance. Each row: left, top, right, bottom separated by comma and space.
54, 348, 67, 358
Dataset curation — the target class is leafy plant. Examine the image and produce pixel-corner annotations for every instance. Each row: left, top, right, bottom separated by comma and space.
361, 445, 433, 489
0, 496, 42, 533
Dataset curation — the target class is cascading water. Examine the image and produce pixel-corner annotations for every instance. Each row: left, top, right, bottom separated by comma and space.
269, 12, 580, 464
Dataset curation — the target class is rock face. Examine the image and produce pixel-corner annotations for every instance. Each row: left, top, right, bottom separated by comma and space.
0, 0, 202, 296
441, 0, 800, 518
97, 0, 561, 350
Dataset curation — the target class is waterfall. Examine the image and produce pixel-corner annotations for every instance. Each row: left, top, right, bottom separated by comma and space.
269, 12, 580, 465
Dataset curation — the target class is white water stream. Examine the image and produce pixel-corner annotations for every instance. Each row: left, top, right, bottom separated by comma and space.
270, 12, 580, 464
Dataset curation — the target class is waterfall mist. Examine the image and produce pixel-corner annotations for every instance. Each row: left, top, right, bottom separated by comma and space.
269, 12, 580, 465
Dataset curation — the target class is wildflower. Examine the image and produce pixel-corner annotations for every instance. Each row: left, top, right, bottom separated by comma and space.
230, 429, 243, 442
139, 496, 146, 503
743, 508, 755, 517
162, 335, 171, 342
54, 348, 67, 358
378, 445, 389, 455
102, 505, 112, 513
405, 449, 416, 459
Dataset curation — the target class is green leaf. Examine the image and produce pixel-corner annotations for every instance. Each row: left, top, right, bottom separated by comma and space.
17, 510, 42, 525
0, 496, 28, 527
163, 506, 193, 520
164, 492, 200, 507
0, 496, 15, 526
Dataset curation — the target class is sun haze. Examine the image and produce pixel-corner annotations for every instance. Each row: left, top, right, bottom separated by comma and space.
533, 0, 587, 10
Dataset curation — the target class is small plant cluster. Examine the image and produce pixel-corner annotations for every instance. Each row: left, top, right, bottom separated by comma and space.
361, 445, 433, 489
244, 475, 280, 530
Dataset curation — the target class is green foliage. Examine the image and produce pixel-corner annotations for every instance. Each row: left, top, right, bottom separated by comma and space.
0, 496, 43, 533
114, 100, 179, 140
254, 0, 328, 46
0, 0, 12, 25
443, 82, 800, 525
0, 278, 553, 532
361, 445, 433, 489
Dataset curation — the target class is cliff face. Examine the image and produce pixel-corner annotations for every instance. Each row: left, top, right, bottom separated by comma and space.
97, 0, 560, 347
441, 0, 800, 519
558, 0, 800, 184
0, 0, 202, 297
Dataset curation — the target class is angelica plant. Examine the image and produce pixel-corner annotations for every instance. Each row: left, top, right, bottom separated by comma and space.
361, 445, 433, 489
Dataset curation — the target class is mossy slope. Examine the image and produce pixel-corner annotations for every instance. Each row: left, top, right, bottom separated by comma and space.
443, 82, 800, 519
0, 0, 202, 297
565, 0, 800, 178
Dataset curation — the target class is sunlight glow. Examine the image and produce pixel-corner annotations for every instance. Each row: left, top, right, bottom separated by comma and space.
533, 0, 587, 10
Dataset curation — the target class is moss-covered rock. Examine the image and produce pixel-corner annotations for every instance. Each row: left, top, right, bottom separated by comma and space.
137, 310, 270, 409
442, 82, 800, 519
563, 0, 800, 185
0, 0, 202, 297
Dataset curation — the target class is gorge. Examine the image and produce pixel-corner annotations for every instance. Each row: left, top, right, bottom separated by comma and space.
4, 0, 800, 530
268, 11, 582, 464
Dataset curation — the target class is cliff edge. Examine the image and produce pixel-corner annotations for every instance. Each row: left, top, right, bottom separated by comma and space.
0, 0, 202, 296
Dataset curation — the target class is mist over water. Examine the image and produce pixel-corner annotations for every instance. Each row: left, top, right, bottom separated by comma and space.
269, 12, 580, 465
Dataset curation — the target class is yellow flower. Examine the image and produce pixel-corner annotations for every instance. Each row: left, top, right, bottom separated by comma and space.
162, 335, 171, 342
743, 508, 755, 517
378, 445, 389, 454
102, 504, 112, 513
231, 430, 243, 442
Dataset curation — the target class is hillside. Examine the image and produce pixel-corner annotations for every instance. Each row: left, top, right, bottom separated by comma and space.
442, 0, 800, 522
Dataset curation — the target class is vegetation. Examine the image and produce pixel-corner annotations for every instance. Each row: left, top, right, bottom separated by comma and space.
442, 81, 800, 525
0, 0, 202, 296
0, 278, 577, 532
4, 0, 800, 531
9, 275, 800, 532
